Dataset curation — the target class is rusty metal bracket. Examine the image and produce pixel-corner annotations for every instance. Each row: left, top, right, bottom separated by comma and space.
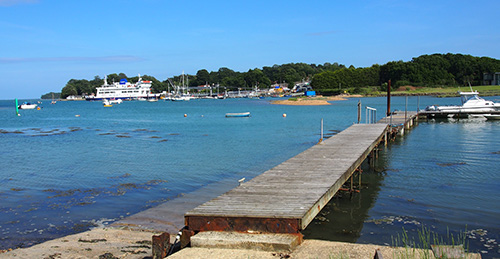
186, 216, 301, 233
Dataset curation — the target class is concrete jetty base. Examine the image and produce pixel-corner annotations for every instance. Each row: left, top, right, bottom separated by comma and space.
190, 231, 301, 252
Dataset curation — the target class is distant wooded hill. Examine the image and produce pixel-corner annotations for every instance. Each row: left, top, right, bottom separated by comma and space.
41, 92, 61, 99
59, 53, 500, 98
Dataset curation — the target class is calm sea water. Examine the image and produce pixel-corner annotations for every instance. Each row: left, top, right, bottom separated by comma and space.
1, 96, 499, 257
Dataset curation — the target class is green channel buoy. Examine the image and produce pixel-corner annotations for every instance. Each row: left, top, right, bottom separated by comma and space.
15, 99, 20, 116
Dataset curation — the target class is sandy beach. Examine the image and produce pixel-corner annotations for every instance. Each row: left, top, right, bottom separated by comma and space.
1, 227, 481, 258
0, 227, 419, 259
0, 227, 160, 259
270, 95, 362, 106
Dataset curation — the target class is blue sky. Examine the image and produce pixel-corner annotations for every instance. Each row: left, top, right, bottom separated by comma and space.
1, 0, 499, 99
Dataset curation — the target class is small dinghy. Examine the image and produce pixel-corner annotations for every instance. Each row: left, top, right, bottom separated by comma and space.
225, 112, 251, 118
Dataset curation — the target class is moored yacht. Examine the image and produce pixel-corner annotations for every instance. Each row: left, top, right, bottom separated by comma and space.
424, 90, 500, 113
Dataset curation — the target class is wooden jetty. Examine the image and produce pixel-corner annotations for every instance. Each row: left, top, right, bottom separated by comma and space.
185, 123, 391, 234
379, 111, 418, 136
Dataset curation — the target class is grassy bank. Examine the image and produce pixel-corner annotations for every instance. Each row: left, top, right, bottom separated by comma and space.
360, 85, 500, 97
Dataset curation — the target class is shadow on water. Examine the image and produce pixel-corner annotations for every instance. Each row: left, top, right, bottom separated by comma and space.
302, 150, 390, 242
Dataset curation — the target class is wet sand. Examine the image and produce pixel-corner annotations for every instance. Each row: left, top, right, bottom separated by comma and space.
0, 228, 159, 259
271, 95, 361, 106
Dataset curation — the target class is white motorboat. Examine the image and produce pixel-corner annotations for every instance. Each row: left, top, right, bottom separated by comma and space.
171, 95, 192, 101
18, 102, 38, 109
103, 99, 112, 107
108, 98, 123, 104
424, 90, 500, 113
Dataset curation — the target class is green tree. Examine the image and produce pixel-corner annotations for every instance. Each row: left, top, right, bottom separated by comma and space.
61, 84, 77, 99
195, 69, 210, 86
244, 68, 270, 89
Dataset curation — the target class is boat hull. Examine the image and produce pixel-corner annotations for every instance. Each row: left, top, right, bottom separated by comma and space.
225, 112, 251, 117
484, 114, 500, 120
18, 104, 37, 109
437, 106, 500, 113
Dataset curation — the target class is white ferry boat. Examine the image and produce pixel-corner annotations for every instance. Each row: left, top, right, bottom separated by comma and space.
85, 75, 160, 101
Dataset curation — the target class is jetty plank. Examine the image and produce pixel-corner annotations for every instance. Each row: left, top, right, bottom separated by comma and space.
185, 123, 389, 233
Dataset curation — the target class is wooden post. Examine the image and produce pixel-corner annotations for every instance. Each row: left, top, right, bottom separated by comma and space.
405, 95, 408, 128
180, 229, 195, 249
320, 118, 323, 142
152, 232, 171, 259
358, 169, 362, 190
318, 119, 324, 144
387, 80, 391, 116
369, 150, 375, 167
357, 100, 361, 123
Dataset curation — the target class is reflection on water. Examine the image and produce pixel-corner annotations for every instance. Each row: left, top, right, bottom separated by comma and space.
302, 160, 386, 242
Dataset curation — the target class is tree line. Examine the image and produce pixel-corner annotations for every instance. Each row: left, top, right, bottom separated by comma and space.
59, 53, 500, 99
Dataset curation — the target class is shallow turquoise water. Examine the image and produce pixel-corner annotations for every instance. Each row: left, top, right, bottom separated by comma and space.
1, 96, 499, 257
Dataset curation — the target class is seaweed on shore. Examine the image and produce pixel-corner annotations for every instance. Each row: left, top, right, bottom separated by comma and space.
44, 253, 62, 259
38, 178, 169, 209
98, 132, 116, 136
108, 173, 131, 179
120, 249, 147, 254
113, 180, 167, 194
145, 179, 168, 185
0, 129, 24, 134
72, 222, 98, 232
78, 238, 107, 243
133, 128, 158, 133
69, 127, 82, 132
437, 162, 467, 167
98, 253, 118, 259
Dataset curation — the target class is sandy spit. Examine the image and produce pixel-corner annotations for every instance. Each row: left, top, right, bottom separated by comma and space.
271, 95, 361, 106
